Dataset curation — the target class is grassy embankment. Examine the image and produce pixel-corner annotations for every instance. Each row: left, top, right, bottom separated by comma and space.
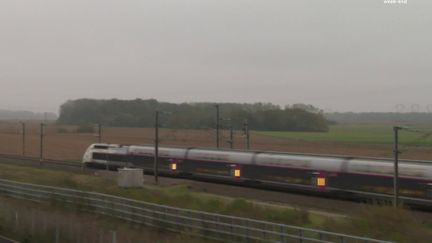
257, 123, 432, 145
0, 195, 206, 243
0, 163, 310, 226
0, 163, 431, 242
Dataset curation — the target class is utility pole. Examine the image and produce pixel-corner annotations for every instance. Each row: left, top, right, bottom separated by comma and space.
220, 118, 232, 149
229, 121, 234, 149
243, 119, 250, 150
215, 104, 220, 148
22, 122, 26, 156
39, 123, 44, 165
154, 110, 159, 184
152, 110, 171, 184
98, 123, 102, 143
393, 126, 401, 208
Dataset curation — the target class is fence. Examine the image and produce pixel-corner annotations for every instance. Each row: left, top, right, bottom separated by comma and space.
0, 194, 173, 243
0, 178, 392, 243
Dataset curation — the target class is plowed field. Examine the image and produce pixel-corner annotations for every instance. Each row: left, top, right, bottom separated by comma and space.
0, 121, 430, 161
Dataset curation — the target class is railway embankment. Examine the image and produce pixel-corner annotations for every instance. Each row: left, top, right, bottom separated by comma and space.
0, 162, 431, 242
0, 195, 203, 243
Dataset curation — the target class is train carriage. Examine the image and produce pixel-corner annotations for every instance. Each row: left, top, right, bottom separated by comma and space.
82, 143, 432, 201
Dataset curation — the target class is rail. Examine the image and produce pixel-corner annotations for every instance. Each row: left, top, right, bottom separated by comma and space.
0, 178, 392, 243
0, 153, 81, 168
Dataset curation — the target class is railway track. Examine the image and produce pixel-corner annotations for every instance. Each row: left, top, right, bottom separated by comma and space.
0, 154, 83, 171
0, 153, 431, 210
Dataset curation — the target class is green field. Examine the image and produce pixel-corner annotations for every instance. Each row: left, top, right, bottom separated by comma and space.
257, 124, 432, 145
0, 163, 431, 242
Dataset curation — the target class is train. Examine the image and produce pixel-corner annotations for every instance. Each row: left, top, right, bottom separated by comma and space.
82, 143, 432, 202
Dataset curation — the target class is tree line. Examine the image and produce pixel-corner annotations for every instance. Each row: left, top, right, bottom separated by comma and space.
57, 99, 329, 132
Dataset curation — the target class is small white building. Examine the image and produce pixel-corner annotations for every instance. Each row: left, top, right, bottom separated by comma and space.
117, 168, 144, 188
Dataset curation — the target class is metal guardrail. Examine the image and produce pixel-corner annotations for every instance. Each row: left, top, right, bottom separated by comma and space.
0, 178, 392, 243
0, 235, 18, 243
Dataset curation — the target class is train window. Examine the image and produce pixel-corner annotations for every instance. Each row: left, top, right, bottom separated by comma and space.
234, 168, 241, 177
171, 163, 177, 171
94, 145, 109, 149
92, 153, 107, 160
109, 154, 124, 162
92, 153, 125, 162
317, 177, 326, 187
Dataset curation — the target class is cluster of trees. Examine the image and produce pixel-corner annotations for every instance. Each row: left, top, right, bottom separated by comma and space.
57, 99, 329, 132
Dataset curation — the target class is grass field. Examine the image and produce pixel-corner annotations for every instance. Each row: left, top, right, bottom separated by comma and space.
257, 124, 432, 145
0, 195, 195, 243
0, 163, 431, 242
0, 163, 313, 226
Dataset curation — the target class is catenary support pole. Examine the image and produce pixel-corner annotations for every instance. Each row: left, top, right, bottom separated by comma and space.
98, 123, 102, 143
154, 110, 159, 184
215, 104, 220, 148
244, 119, 250, 150
39, 123, 44, 165
22, 122, 26, 156
229, 122, 234, 149
393, 126, 400, 208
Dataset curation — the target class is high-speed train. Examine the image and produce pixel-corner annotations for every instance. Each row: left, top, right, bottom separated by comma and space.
83, 143, 432, 200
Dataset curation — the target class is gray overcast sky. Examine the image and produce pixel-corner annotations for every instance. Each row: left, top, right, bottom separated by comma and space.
0, 0, 431, 113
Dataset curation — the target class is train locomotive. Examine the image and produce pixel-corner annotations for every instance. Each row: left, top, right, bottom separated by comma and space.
83, 143, 432, 202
